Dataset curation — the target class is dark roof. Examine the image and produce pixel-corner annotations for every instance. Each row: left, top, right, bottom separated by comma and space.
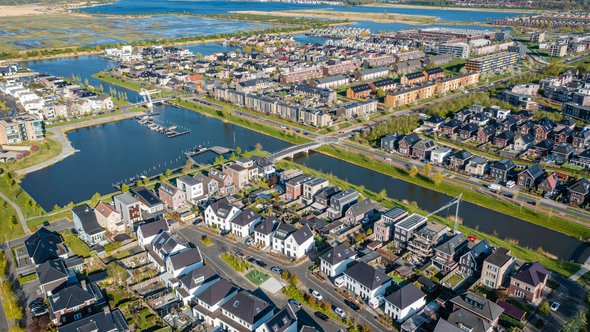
57, 310, 127, 332
319, 243, 355, 265
450, 292, 504, 322
491, 158, 515, 171
231, 209, 261, 227
484, 247, 513, 267
495, 131, 515, 141
447, 308, 490, 332
569, 178, 590, 195
535, 138, 554, 150
425, 67, 444, 75
196, 278, 239, 306
497, 301, 526, 321
209, 198, 239, 219
405, 71, 425, 80
221, 291, 274, 325
132, 187, 163, 207
138, 218, 169, 239
290, 224, 313, 245
73, 204, 103, 235
553, 142, 574, 155
25, 228, 65, 265
520, 163, 544, 180
50, 283, 95, 312
518, 133, 534, 144
273, 223, 298, 240
178, 265, 219, 290
264, 305, 297, 332
452, 150, 474, 161
435, 234, 467, 256
433, 319, 463, 332
372, 78, 396, 88
168, 247, 202, 271
36, 258, 68, 285
385, 283, 425, 310
344, 261, 391, 290
350, 84, 372, 93
511, 262, 548, 287
400, 132, 420, 146
425, 115, 444, 124
254, 217, 279, 235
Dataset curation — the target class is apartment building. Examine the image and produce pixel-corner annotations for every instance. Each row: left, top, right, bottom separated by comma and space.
465, 52, 519, 73
0, 115, 44, 144
480, 247, 515, 289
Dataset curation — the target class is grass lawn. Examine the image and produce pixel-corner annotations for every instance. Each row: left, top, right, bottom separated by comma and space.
277, 159, 581, 277
445, 274, 465, 288
0, 196, 24, 240
390, 273, 405, 284
246, 269, 270, 285
46, 111, 124, 129
221, 253, 251, 272
200, 236, 213, 247
4, 138, 62, 172
92, 72, 144, 92
17, 273, 37, 284
61, 230, 92, 258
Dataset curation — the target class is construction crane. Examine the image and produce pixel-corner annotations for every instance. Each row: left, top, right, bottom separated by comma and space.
425, 193, 462, 235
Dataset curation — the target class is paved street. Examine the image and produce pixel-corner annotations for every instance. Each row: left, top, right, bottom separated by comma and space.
175, 224, 390, 332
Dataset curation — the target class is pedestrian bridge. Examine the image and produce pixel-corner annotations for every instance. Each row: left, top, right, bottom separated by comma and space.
268, 142, 324, 161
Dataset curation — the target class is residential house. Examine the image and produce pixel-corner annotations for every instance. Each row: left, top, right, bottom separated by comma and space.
398, 133, 420, 156
113, 193, 141, 228
94, 202, 125, 234
137, 218, 169, 248
319, 243, 357, 277
430, 147, 453, 164
433, 233, 468, 272
204, 198, 241, 231
230, 209, 262, 238
166, 247, 204, 278
72, 204, 106, 246
176, 265, 220, 305
573, 129, 590, 150
508, 262, 548, 305
458, 123, 478, 140
394, 214, 427, 250
517, 163, 544, 189
56, 309, 129, 332
327, 189, 359, 219
158, 182, 187, 212
132, 187, 164, 219
218, 291, 275, 332
343, 261, 392, 301
534, 139, 554, 158
209, 168, 235, 196
440, 119, 462, 136
25, 228, 68, 266
465, 156, 489, 177
568, 178, 590, 206
302, 178, 329, 204
450, 292, 504, 328
192, 279, 240, 326
489, 158, 515, 183
285, 174, 314, 201
344, 199, 380, 225
283, 224, 314, 260
176, 175, 207, 205
459, 240, 492, 277
258, 306, 297, 332
384, 283, 426, 322
147, 231, 186, 273
449, 150, 474, 169
253, 217, 279, 249
36, 259, 72, 295
49, 281, 103, 325
538, 173, 560, 194
374, 208, 408, 242
407, 222, 448, 262
552, 143, 574, 164
480, 247, 515, 289
513, 134, 534, 152
493, 131, 515, 148
411, 139, 436, 160
477, 126, 495, 144
312, 186, 340, 210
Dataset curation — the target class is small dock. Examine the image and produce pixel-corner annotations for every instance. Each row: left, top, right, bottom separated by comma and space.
135, 115, 191, 138
186, 146, 234, 166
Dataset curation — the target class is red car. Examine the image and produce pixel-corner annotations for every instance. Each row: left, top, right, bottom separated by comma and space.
338, 130, 345, 134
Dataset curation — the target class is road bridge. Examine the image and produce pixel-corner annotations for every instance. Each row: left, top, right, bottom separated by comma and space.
268, 142, 324, 161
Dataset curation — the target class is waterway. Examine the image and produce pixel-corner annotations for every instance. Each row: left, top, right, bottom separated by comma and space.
81, 0, 527, 22
17, 33, 590, 264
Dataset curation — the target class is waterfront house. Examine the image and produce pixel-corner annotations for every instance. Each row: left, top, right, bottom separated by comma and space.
343, 261, 392, 301
433, 233, 468, 272
398, 133, 420, 156
204, 198, 241, 231
113, 192, 141, 228
430, 147, 453, 164
480, 247, 515, 289
176, 175, 206, 205
230, 208, 262, 238
285, 174, 314, 201
319, 243, 357, 277
449, 150, 474, 170
327, 189, 359, 219
465, 156, 489, 177
489, 158, 515, 183
302, 178, 329, 204
568, 178, 590, 206
176, 265, 220, 305
374, 208, 408, 242
459, 240, 492, 277
94, 201, 125, 234
384, 283, 426, 322
312, 186, 340, 210
449, 292, 504, 329
25, 228, 68, 266
394, 214, 427, 250
411, 139, 436, 160
137, 218, 169, 248
253, 217, 279, 249
72, 204, 106, 246
381, 133, 402, 152
538, 172, 560, 194
508, 262, 548, 305
552, 142, 575, 164
344, 199, 380, 225
208, 168, 235, 196
407, 222, 449, 262
158, 182, 187, 212
517, 163, 544, 189
132, 187, 164, 220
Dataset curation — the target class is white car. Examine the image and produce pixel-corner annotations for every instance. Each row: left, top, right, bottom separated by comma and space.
384, 157, 392, 161
505, 180, 516, 188
550, 302, 560, 311
245, 238, 254, 246
311, 289, 323, 301
334, 276, 345, 288
334, 306, 345, 318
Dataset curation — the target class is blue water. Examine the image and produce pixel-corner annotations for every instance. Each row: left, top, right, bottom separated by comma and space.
81, 0, 527, 22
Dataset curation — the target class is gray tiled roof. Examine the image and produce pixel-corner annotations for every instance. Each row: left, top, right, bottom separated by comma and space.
36, 258, 68, 285
264, 305, 297, 332
168, 247, 202, 271
450, 292, 504, 322
344, 261, 391, 291
50, 283, 95, 312
231, 209, 261, 227
221, 291, 273, 325
178, 265, 220, 290
196, 278, 239, 306
73, 204, 103, 236
25, 228, 65, 265
319, 243, 355, 265
290, 224, 313, 245
138, 218, 169, 239
385, 283, 425, 310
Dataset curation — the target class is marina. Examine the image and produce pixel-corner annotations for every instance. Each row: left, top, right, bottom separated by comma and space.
136, 114, 191, 138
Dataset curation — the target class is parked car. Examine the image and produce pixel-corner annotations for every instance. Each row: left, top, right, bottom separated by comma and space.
289, 299, 302, 308
245, 238, 254, 246
333, 306, 345, 318
334, 276, 345, 288
270, 266, 283, 274
43, 221, 50, 227
235, 252, 245, 259
28, 298, 44, 308
220, 230, 230, 236
550, 302, 560, 311
344, 299, 360, 311
247, 256, 257, 263
505, 180, 516, 188
314, 311, 329, 321
384, 157, 392, 161
310, 289, 323, 301
256, 259, 267, 268
31, 305, 47, 317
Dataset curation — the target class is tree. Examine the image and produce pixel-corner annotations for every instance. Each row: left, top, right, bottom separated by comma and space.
236, 146, 242, 156
433, 172, 443, 186
196, 52, 203, 60
136, 179, 144, 187
423, 163, 432, 176
10, 215, 17, 226
409, 165, 419, 178
539, 301, 551, 316
244, 45, 252, 53
52, 204, 60, 212
376, 88, 386, 98
90, 192, 101, 207
106, 262, 128, 286
121, 183, 129, 192
378, 188, 388, 201
165, 168, 172, 178
255, 142, 263, 151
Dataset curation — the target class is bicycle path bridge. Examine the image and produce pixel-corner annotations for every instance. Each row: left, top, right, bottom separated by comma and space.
268, 142, 325, 162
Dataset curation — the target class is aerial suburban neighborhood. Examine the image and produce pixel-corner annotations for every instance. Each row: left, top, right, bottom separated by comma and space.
2, 1, 590, 332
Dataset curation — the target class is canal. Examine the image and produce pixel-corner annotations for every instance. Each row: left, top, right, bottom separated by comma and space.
19, 49, 590, 264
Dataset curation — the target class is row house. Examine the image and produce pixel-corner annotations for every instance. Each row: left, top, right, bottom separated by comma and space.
481, 247, 515, 289
253, 217, 279, 249
347, 83, 372, 99
204, 198, 242, 231
302, 177, 329, 204
271, 223, 314, 259
338, 100, 378, 119
158, 182, 188, 212
433, 233, 469, 272
384, 83, 435, 108
459, 240, 492, 277
327, 189, 359, 219
374, 208, 408, 242
209, 168, 235, 196
319, 243, 357, 277
279, 66, 323, 84
176, 174, 208, 205
132, 186, 165, 220
344, 199, 380, 225
343, 261, 392, 302
285, 174, 314, 200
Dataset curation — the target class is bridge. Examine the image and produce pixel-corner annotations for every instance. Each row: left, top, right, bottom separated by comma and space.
268, 142, 324, 161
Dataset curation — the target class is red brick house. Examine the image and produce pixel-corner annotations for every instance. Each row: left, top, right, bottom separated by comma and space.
507, 262, 548, 305
477, 126, 495, 144
568, 178, 590, 206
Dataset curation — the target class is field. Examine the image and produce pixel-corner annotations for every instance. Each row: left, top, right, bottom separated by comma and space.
4, 138, 62, 172
235, 9, 438, 24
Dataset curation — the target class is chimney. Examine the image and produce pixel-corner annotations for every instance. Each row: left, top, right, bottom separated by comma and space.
80, 280, 87, 291
103, 306, 110, 314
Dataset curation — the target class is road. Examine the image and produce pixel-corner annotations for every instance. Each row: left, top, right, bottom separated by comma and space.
175, 224, 391, 332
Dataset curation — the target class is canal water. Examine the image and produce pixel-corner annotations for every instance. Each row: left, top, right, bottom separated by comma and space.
18, 40, 590, 264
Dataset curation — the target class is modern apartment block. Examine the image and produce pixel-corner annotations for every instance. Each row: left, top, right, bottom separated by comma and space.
465, 52, 519, 73
0, 115, 44, 144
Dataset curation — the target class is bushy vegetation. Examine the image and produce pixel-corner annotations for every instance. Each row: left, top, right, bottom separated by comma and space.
352, 114, 420, 145
423, 92, 515, 118
221, 253, 251, 272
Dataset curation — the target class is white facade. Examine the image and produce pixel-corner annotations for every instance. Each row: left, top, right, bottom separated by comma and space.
204, 204, 241, 231
177, 176, 205, 204
384, 296, 426, 322
320, 255, 356, 277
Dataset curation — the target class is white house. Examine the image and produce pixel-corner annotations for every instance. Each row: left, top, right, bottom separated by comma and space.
136, 218, 169, 248
253, 217, 279, 249
430, 147, 453, 164
218, 291, 275, 332
256, 305, 297, 332
176, 265, 221, 305
193, 279, 239, 326
319, 243, 357, 277
148, 231, 186, 272
384, 283, 426, 322
272, 224, 314, 260
230, 209, 262, 238
204, 198, 241, 231
343, 261, 392, 302
72, 205, 106, 246
177, 175, 206, 205
165, 247, 203, 278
